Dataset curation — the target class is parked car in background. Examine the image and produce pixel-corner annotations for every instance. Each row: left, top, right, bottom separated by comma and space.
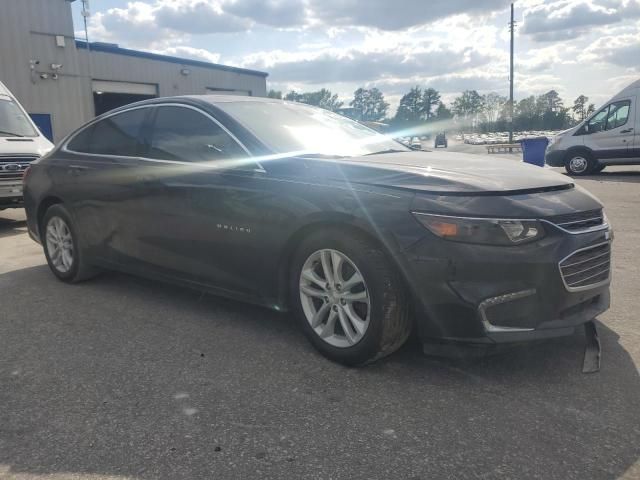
410, 137, 422, 149
434, 132, 448, 148
0, 81, 53, 210
546, 78, 639, 175
23, 96, 612, 366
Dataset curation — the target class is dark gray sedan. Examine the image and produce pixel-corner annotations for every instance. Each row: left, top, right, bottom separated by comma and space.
23, 96, 612, 365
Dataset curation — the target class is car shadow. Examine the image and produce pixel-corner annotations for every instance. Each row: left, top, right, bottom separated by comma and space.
0, 213, 27, 239
1, 265, 639, 479
563, 170, 640, 184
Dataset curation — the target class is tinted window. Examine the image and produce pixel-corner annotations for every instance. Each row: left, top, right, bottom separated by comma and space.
67, 108, 147, 156
215, 101, 408, 157
148, 106, 246, 162
605, 101, 630, 130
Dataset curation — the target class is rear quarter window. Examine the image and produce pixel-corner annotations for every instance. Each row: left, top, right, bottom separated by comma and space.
67, 107, 148, 156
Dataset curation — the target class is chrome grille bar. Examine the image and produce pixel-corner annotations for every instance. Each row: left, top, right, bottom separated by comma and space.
559, 242, 611, 292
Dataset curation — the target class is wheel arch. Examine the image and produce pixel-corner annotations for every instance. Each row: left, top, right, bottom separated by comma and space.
36, 196, 64, 237
564, 146, 595, 161
275, 216, 408, 311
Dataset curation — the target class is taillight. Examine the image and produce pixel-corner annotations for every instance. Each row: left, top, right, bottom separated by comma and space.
23, 165, 32, 183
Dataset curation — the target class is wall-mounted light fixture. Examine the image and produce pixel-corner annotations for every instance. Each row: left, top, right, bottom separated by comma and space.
180, 68, 191, 76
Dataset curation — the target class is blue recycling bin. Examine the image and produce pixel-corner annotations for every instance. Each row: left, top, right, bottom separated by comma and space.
520, 137, 549, 167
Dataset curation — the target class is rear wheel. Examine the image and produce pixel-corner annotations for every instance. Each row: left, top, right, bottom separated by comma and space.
42, 204, 99, 283
290, 228, 411, 366
565, 151, 596, 175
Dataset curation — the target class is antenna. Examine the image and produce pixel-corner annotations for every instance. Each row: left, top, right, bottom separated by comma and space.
81, 0, 91, 44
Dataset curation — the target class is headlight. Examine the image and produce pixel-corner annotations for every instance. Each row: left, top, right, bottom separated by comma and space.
412, 213, 545, 246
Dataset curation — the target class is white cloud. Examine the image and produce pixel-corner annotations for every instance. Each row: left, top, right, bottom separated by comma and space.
522, 0, 640, 42
156, 46, 222, 63
78, 0, 640, 114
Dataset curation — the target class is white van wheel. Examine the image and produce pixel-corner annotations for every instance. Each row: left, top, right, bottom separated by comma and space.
565, 152, 595, 176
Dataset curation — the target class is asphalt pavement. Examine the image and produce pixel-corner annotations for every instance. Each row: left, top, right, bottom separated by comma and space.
1, 158, 639, 480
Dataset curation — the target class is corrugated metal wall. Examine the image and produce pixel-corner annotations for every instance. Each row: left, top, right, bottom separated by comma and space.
0, 0, 267, 143
79, 49, 267, 100
0, 0, 89, 143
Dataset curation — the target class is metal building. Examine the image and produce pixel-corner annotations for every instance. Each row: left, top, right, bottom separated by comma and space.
0, 0, 268, 143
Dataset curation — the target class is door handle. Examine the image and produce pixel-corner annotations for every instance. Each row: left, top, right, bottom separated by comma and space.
68, 164, 89, 176
620, 128, 634, 133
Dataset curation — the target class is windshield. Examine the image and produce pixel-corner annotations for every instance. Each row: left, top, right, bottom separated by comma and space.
0, 96, 37, 137
215, 100, 408, 157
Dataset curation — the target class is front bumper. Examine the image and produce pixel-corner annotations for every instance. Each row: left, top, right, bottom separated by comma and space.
0, 182, 24, 208
545, 149, 566, 167
399, 223, 611, 348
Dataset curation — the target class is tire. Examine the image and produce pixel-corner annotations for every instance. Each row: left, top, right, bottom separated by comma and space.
41, 204, 100, 283
290, 228, 411, 366
565, 151, 596, 175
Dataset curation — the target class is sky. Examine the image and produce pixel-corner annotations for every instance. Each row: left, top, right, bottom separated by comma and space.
72, 0, 640, 113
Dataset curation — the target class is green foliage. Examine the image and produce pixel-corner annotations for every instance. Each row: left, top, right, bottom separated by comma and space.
392, 86, 449, 127
572, 95, 592, 121
349, 87, 389, 121
284, 89, 343, 111
267, 89, 282, 99
421, 88, 441, 120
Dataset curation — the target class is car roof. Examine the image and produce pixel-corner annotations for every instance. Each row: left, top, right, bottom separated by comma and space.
182, 95, 288, 105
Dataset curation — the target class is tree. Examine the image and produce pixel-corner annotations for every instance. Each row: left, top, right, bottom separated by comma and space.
350, 87, 389, 121
284, 90, 303, 102
394, 86, 423, 125
267, 89, 282, 99
284, 89, 343, 111
452, 90, 484, 127
421, 88, 441, 120
481, 92, 507, 129
537, 90, 563, 113
572, 95, 596, 121
435, 101, 453, 120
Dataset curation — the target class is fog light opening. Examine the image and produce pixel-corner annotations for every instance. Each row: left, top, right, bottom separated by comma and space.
478, 289, 537, 333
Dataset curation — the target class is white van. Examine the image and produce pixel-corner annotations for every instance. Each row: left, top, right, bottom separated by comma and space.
546, 78, 639, 175
0, 81, 54, 209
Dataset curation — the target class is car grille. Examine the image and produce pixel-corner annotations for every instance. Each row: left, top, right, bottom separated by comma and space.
0, 156, 37, 181
559, 242, 611, 290
546, 209, 604, 232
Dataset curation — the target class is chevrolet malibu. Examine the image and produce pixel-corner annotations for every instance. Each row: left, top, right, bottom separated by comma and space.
23, 96, 612, 365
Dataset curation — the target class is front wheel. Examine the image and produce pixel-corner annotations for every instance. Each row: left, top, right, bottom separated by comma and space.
565, 151, 596, 175
42, 204, 100, 283
290, 229, 411, 366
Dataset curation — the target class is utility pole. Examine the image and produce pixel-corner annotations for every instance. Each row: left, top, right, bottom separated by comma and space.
80, 0, 94, 116
509, 3, 516, 143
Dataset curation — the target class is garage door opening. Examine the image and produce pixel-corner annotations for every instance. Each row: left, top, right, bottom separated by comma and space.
92, 80, 158, 116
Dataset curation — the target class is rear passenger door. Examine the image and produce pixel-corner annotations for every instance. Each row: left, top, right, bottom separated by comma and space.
62, 106, 152, 263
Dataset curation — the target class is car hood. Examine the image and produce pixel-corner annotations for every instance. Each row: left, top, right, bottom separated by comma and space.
321, 151, 574, 195
0, 136, 54, 157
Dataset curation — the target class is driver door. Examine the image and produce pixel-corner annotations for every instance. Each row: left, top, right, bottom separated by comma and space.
129, 104, 272, 296
584, 99, 635, 161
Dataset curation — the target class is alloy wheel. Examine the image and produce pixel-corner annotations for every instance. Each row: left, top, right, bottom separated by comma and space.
299, 249, 370, 348
45, 216, 74, 273
569, 156, 588, 174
